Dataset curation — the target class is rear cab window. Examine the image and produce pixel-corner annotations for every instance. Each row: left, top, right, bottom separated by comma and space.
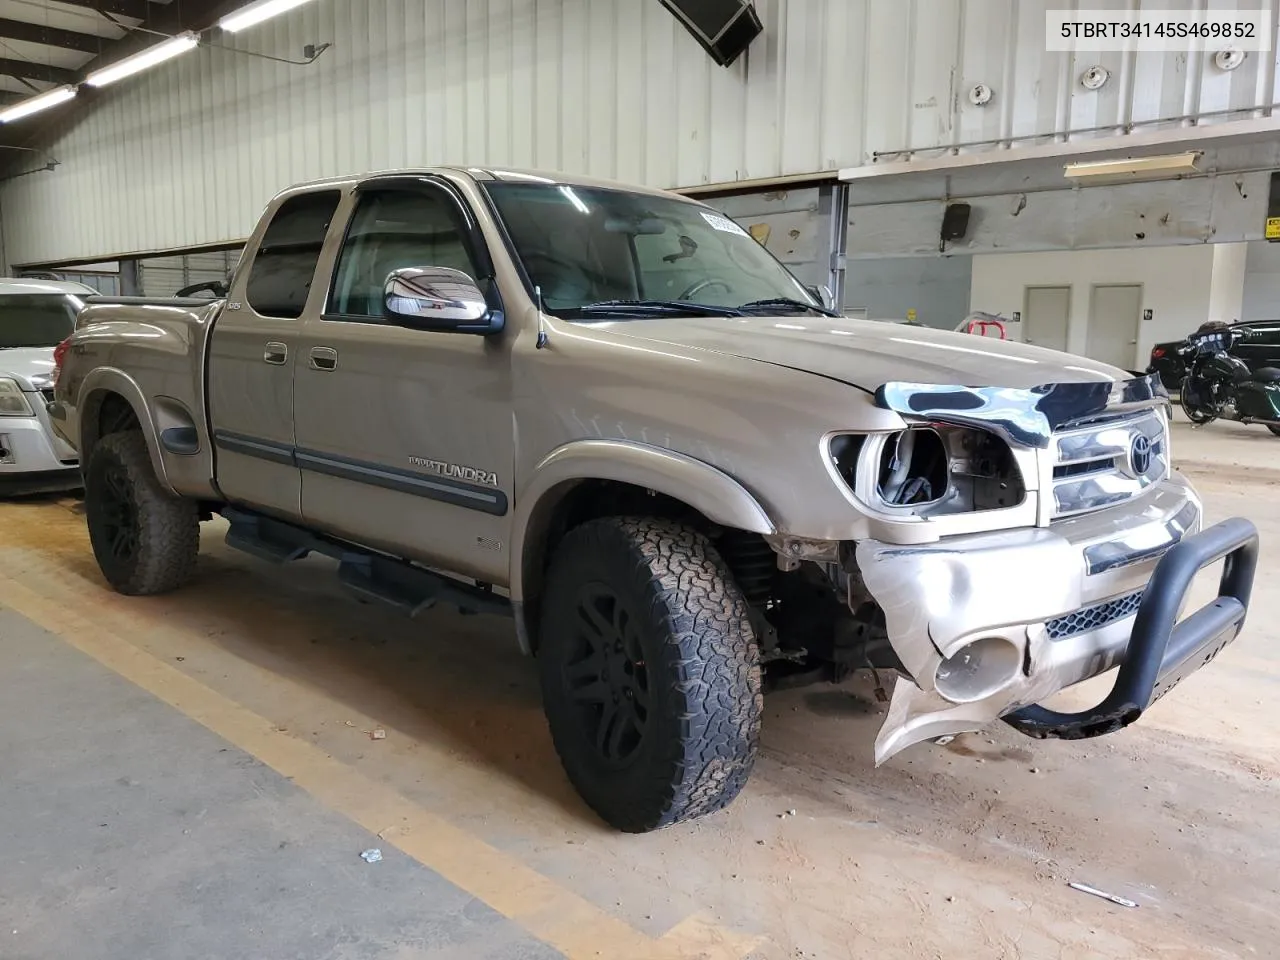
245, 190, 343, 319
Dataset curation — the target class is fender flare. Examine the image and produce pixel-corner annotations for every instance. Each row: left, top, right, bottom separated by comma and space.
509, 439, 775, 608
76, 367, 175, 493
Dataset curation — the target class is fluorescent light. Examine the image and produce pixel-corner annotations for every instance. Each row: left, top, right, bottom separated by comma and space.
0, 85, 76, 123
86, 32, 198, 88
1064, 152, 1201, 182
219, 0, 317, 32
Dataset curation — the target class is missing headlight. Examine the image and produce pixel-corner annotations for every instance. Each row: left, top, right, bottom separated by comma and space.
833, 425, 1027, 515
828, 433, 865, 488
878, 428, 947, 506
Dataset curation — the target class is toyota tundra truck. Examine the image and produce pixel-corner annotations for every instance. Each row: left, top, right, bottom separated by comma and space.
49, 168, 1258, 832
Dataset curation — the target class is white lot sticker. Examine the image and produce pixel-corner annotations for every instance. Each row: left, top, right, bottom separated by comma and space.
700, 211, 749, 237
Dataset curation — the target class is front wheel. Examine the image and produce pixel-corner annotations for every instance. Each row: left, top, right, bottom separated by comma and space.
85, 431, 200, 595
537, 517, 762, 832
1180, 380, 1218, 425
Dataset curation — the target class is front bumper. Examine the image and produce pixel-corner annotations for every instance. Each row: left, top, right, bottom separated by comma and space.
857, 474, 1258, 762
0, 397, 80, 492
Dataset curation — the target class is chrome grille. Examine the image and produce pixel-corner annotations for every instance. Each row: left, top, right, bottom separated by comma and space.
1050, 410, 1168, 518
1046, 590, 1145, 640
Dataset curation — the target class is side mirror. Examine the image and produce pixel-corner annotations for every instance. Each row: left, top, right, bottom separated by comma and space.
383, 266, 502, 334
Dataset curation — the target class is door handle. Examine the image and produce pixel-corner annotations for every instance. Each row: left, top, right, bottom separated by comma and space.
263, 341, 287, 365
309, 346, 338, 371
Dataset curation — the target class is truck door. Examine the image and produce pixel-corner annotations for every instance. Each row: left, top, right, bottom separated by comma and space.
207, 189, 342, 518
293, 179, 513, 584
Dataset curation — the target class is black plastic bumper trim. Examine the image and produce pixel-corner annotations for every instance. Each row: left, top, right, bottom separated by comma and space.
1004, 516, 1258, 740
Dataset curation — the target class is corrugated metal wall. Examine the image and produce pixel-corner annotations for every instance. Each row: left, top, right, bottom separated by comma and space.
4, 0, 1279, 264
138, 250, 241, 297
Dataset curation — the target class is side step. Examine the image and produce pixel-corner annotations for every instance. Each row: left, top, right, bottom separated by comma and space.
221, 507, 511, 620
224, 512, 311, 563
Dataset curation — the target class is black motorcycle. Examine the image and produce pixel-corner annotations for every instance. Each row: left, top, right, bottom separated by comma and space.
1177, 326, 1280, 436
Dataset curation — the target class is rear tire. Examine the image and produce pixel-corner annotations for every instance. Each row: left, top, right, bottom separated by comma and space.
537, 516, 762, 832
1267, 425, 1280, 437
85, 431, 199, 595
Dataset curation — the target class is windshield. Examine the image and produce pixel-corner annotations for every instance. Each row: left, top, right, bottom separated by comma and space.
0, 294, 80, 349
483, 181, 817, 317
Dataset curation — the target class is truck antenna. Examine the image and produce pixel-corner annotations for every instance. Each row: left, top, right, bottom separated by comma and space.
535, 285, 549, 349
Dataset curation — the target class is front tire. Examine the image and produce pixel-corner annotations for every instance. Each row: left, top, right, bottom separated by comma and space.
538, 517, 762, 832
1181, 388, 1218, 425
85, 431, 199, 595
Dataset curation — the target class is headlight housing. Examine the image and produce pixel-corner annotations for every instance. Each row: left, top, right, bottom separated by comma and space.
0, 378, 34, 417
829, 424, 1027, 516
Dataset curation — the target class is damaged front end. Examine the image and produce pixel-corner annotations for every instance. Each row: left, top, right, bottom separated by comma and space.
747, 373, 1259, 762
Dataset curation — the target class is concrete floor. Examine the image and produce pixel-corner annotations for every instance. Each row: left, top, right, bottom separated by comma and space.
0, 414, 1277, 959
0, 607, 563, 960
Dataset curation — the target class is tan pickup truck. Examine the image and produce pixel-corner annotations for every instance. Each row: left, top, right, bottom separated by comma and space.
50, 167, 1258, 832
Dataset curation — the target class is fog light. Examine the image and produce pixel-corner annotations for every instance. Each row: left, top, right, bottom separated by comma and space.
934, 636, 1022, 703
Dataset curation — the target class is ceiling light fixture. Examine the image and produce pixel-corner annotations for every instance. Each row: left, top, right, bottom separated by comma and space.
85, 31, 199, 88
1064, 151, 1201, 182
219, 0, 318, 33
0, 85, 76, 123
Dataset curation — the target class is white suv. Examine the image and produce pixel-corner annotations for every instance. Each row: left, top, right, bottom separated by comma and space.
0, 278, 94, 493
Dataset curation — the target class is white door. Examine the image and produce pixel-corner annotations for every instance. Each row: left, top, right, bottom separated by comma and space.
1087, 284, 1143, 371
1023, 286, 1070, 352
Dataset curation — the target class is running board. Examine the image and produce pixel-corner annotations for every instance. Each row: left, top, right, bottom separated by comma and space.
220, 507, 511, 620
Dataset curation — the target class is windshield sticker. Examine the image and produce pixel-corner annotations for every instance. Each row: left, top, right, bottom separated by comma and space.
700, 212, 749, 237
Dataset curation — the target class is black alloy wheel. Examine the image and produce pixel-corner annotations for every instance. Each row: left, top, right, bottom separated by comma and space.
90, 457, 140, 564
84, 431, 200, 595
563, 582, 652, 767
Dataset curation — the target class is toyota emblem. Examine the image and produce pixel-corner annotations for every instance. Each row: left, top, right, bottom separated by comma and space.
1130, 434, 1153, 476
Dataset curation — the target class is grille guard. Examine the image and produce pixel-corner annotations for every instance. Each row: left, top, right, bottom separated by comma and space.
1003, 516, 1258, 740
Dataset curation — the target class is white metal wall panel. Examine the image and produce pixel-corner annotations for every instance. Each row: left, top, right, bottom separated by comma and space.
846, 170, 1271, 258
6, 0, 1280, 264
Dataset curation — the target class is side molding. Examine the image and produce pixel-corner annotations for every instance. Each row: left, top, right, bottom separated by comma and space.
509, 439, 775, 607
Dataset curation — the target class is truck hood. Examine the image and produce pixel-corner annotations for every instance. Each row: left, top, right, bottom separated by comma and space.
0, 346, 55, 389
603, 315, 1124, 390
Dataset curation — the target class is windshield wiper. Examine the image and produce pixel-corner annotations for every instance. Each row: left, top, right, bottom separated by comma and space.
576, 299, 745, 318
737, 297, 842, 318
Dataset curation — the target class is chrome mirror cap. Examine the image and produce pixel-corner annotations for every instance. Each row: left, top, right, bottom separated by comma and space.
383, 266, 488, 326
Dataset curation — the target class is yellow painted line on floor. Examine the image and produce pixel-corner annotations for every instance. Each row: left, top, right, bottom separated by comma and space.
0, 572, 762, 960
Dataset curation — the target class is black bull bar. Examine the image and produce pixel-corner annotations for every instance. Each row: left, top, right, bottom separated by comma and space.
1004, 517, 1259, 740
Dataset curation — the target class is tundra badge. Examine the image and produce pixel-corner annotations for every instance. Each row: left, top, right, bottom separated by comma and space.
408, 456, 499, 487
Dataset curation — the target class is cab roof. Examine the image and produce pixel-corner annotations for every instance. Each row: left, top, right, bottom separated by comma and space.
280, 166, 698, 203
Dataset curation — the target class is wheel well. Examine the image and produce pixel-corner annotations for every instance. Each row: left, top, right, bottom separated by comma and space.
81, 390, 141, 466
520, 480, 714, 643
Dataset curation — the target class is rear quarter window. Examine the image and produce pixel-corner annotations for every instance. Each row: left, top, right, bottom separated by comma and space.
245, 190, 342, 319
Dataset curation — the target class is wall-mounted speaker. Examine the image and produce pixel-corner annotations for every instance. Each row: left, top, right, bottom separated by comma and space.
659, 0, 763, 68
941, 202, 972, 243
